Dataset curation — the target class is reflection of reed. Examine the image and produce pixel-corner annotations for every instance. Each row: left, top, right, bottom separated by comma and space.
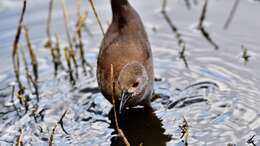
161, 0, 189, 68
224, 0, 240, 30
198, 0, 219, 50
184, 0, 191, 9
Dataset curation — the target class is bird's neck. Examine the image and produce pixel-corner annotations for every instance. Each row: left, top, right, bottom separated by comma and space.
111, 0, 129, 15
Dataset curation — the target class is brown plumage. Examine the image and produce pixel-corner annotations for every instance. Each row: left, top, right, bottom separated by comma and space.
97, 0, 154, 113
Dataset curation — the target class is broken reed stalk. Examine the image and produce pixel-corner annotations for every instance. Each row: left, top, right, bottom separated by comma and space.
46, 0, 54, 48
110, 64, 130, 146
12, 0, 27, 90
15, 129, 24, 146
88, 0, 105, 36
23, 25, 38, 81
198, 0, 219, 50
224, 0, 240, 30
61, 0, 79, 78
48, 109, 69, 146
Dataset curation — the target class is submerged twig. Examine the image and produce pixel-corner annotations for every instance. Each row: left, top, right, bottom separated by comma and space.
247, 135, 256, 146
12, 0, 27, 90
110, 64, 130, 146
224, 0, 240, 30
88, 0, 105, 35
198, 0, 219, 50
57, 109, 69, 135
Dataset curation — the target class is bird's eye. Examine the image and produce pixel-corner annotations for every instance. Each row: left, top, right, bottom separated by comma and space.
132, 81, 139, 88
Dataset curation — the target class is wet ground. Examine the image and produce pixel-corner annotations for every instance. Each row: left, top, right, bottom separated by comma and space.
0, 0, 260, 145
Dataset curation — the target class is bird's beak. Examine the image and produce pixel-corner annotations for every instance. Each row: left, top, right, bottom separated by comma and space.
119, 90, 132, 114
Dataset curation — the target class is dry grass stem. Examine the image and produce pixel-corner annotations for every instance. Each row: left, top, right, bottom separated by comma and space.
23, 25, 38, 81
46, 0, 54, 48
110, 64, 130, 146
61, 0, 73, 48
88, 0, 105, 35
12, 0, 27, 90
61, 0, 79, 78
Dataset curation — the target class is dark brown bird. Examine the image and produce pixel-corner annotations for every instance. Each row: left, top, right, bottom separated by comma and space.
97, 0, 154, 113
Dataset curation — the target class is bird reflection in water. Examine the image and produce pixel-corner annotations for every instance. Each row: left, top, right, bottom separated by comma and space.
109, 107, 171, 146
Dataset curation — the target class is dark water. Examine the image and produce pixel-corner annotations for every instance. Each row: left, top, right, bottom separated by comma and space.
0, 0, 260, 145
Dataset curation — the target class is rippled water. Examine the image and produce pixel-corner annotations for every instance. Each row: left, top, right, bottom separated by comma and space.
0, 0, 260, 146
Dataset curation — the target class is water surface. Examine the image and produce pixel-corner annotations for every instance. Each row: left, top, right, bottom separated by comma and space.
0, 0, 260, 146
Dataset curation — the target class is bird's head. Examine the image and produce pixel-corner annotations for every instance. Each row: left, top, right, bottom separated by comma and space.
117, 62, 149, 113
